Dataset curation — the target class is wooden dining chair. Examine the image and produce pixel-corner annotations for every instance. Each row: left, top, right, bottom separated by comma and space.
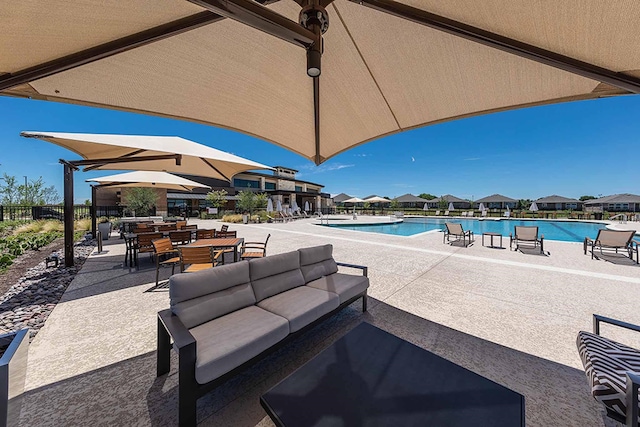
169, 230, 192, 247
178, 246, 224, 273
175, 220, 187, 230
135, 232, 163, 264
240, 234, 271, 260
152, 238, 180, 286
195, 229, 215, 240
157, 223, 177, 232
181, 224, 198, 231
220, 224, 229, 233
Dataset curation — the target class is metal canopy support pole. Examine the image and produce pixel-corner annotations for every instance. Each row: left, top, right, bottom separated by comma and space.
91, 185, 97, 239
61, 161, 77, 267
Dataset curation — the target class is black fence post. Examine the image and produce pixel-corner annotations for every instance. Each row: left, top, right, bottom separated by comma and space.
62, 161, 76, 267
0, 205, 3, 222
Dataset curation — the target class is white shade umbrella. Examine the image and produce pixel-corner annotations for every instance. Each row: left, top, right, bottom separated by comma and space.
478, 203, 487, 212
423, 203, 428, 211
276, 200, 283, 212
292, 199, 299, 211
4, 3, 638, 165
22, 132, 272, 182
448, 202, 455, 211
343, 197, 365, 204
364, 196, 391, 204
86, 171, 210, 192
506, 204, 511, 212
529, 202, 539, 212
304, 201, 310, 212
266, 198, 273, 213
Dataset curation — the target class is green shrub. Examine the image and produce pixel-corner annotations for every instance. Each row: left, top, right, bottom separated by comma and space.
221, 214, 243, 223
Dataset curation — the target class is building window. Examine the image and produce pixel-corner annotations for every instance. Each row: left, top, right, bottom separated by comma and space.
567, 203, 577, 209
265, 182, 276, 190
295, 186, 302, 192
233, 178, 260, 189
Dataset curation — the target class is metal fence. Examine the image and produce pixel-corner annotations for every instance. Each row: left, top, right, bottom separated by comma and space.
0, 205, 127, 221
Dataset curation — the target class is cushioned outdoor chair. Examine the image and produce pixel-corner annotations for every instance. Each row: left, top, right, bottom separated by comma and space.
577, 314, 640, 426
510, 226, 544, 253
178, 246, 224, 273
584, 229, 638, 264
443, 222, 474, 247
240, 234, 271, 260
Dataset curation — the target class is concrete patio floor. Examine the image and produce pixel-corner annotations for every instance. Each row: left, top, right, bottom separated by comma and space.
18, 218, 640, 426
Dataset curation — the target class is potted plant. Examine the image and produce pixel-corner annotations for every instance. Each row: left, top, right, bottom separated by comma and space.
97, 217, 112, 240
0, 329, 29, 427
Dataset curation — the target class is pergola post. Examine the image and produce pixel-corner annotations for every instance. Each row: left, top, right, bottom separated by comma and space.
61, 161, 77, 267
91, 185, 97, 238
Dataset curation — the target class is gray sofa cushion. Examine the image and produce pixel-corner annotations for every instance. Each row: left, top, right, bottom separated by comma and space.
190, 306, 289, 385
306, 273, 369, 304
258, 286, 339, 332
170, 261, 255, 329
298, 244, 338, 283
250, 251, 305, 302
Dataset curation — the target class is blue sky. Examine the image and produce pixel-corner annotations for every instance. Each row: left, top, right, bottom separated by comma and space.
0, 94, 638, 203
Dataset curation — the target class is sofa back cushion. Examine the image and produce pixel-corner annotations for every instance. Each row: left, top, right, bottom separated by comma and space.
250, 251, 305, 302
170, 261, 255, 329
298, 244, 338, 283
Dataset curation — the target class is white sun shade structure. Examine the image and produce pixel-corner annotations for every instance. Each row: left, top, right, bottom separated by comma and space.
530, 202, 539, 212
86, 171, 210, 192
343, 197, 365, 204
448, 202, 455, 211
21, 132, 272, 181
365, 196, 391, 204
478, 203, 487, 212
3, 2, 640, 165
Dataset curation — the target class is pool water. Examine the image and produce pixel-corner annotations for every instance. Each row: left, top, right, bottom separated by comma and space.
324, 218, 610, 242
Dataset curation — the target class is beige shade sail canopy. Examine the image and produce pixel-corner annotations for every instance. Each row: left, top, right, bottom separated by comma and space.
20, 132, 272, 181
3, 1, 640, 164
87, 171, 211, 192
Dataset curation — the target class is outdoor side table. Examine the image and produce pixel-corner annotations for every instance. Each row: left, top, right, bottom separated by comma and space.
482, 232, 503, 248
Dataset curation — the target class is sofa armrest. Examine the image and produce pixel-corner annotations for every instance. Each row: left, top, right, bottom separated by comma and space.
593, 314, 640, 335
158, 309, 196, 349
626, 372, 640, 427
336, 262, 368, 277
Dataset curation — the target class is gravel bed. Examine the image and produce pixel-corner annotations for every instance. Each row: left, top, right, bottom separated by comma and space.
0, 238, 95, 340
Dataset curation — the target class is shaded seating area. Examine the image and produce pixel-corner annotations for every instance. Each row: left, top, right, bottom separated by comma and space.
510, 226, 544, 254
577, 314, 640, 426
584, 229, 638, 264
443, 222, 474, 247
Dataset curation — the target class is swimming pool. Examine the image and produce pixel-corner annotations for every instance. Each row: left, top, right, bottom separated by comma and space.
323, 218, 611, 242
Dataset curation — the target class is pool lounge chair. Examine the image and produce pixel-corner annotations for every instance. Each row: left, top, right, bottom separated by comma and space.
481, 210, 487, 218
460, 211, 467, 217
584, 229, 638, 263
443, 210, 449, 216
434, 210, 440, 216
510, 226, 544, 253
443, 222, 474, 247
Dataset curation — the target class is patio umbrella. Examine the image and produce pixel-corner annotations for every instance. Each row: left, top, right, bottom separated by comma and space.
304, 201, 310, 212
364, 196, 391, 204
86, 171, 210, 192
448, 202, 455, 211
3, 3, 639, 165
478, 203, 487, 212
276, 200, 283, 212
529, 202, 539, 212
266, 198, 273, 213
423, 203, 428, 211
292, 199, 299, 212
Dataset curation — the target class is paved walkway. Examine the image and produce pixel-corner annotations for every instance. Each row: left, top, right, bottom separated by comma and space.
19, 218, 639, 426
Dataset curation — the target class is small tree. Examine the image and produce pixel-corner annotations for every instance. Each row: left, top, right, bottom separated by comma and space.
363, 201, 371, 213
418, 193, 436, 200
236, 190, 257, 214
0, 174, 19, 205
438, 197, 448, 210
254, 193, 268, 210
124, 187, 158, 216
206, 189, 228, 213
579, 195, 597, 201
389, 199, 399, 210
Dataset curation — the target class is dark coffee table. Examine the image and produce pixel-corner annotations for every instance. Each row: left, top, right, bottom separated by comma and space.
261, 323, 524, 427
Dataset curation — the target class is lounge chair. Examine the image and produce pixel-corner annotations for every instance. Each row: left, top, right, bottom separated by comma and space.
481, 210, 487, 218
434, 210, 440, 216
577, 314, 640, 426
443, 222, 474, 247
443, 210, 449, 216
510, 226, 544, 253
460, 211, 467, 217
467, 211, 474, 218
267, 214, 283, 223
584, 229, 638, 263
503, 210, 511, 218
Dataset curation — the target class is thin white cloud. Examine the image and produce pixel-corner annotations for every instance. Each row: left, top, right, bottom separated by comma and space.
464, 157, 482, 161
353, 154, 371, 157
297, 163, 355, 177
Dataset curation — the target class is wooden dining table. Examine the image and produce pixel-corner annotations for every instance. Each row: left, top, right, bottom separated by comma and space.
185, 238, 245, 263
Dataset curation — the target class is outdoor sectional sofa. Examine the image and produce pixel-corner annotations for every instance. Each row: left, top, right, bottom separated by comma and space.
156, 244, 369, 426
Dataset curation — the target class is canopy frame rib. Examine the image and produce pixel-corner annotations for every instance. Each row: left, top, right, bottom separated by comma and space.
83, 149, 147, 172
200, 158, 231, 182
0, 11, 227, 92
68, 154, 183, 168
350, 0, 640, 94
187, 0, 316, 48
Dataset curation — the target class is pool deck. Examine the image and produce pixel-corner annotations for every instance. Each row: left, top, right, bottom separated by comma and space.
18, 217, 640, 426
